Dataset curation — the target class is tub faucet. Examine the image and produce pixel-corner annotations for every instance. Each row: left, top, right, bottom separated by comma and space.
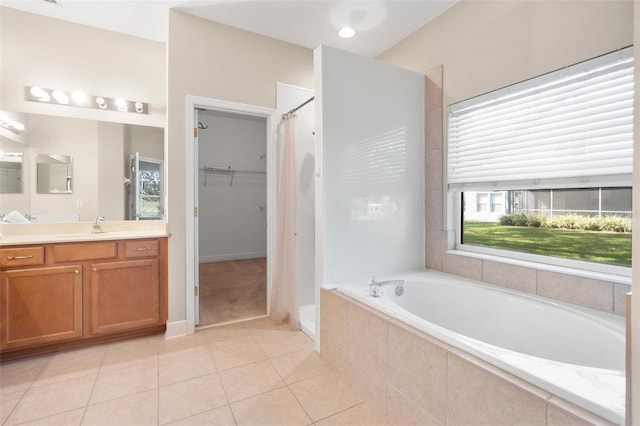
369, 277, 405, 297
92, 216, 105, 234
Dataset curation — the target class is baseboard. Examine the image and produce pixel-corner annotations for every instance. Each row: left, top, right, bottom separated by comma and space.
165, 320, 194, 339
199, 251, 266, 263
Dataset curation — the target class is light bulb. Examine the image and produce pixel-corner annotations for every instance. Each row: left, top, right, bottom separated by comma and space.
115, 98, 127, 112
96, 97, 107, 109
135, 102, 144, 113
13, 122, 25, 132
52, 90, 69, 104
72, 91, 87, 104
30, 86, 44, 98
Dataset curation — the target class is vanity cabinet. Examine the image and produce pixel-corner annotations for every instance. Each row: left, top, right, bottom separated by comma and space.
0, 237, 167, 359
2, 265, 82, 350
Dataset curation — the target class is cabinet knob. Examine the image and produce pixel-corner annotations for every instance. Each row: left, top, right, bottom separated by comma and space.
92, 268, 98, 272
75, 269, 80, 274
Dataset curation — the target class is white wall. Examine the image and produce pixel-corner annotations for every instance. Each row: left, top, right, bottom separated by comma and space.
276, 83, 316, 307
97, 122, 125, 221
0, 7, 166, 127
167, 10, 313, 322
316, 46, 424, 284
197, 111, 267, 262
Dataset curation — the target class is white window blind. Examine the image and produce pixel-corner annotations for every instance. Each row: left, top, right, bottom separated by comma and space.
448, 47, 634, 191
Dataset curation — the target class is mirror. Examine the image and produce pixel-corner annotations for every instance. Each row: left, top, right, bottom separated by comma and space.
0, 112, 164, 222
36, 154, 72, 194
0, 152, 23, 194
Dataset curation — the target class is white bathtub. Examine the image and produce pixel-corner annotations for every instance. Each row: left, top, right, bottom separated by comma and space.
336, 270, 626, 424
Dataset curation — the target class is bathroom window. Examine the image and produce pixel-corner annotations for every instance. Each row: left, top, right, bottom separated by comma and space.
448, 47, 633, 273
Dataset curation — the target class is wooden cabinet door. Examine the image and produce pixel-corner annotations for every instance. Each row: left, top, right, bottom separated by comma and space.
1, 266, 82, 350
89, 259, 160, 335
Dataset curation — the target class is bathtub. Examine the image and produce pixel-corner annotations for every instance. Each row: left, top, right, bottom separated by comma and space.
335, 270, 625, 424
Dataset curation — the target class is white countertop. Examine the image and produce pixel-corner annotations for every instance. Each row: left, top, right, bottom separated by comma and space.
0, 221, 168, 246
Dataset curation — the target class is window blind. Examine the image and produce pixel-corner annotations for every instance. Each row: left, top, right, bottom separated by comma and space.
447, 47, 634, 191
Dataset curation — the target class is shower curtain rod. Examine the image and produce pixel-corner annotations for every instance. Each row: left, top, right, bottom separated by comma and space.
281, 96, 315, 119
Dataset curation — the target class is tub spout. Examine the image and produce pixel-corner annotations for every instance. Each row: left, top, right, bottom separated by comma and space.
369, 277, 405, 297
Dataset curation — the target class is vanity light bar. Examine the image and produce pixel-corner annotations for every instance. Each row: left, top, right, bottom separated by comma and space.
0, 112, 26, 133
25, 86, 148, 114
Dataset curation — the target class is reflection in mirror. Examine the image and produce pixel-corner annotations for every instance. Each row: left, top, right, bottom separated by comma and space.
36, 154, 73, 194
0, 152, 23, 193
0, 112, 164, 222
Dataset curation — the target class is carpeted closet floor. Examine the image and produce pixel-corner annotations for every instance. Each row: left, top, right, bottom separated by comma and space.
198, 258, 267, 326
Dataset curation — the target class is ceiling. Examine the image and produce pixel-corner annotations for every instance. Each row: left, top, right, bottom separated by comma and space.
1, 0, 457, 57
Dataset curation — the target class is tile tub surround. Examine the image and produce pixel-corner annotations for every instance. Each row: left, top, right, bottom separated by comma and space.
320, 288, 618, 426
1, 316, 392, 426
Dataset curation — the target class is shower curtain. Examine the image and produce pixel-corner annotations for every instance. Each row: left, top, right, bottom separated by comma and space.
269, 114, 300, 329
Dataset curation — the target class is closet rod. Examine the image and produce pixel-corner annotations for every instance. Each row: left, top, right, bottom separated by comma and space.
282, 96, 315, 119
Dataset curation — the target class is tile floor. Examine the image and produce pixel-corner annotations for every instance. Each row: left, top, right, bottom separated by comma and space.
0, 317, 390, 426
198, 259, 267, 326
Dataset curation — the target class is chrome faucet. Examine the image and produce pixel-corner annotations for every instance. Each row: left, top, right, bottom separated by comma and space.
369, 277, 405, 297
91, 216, 105, 233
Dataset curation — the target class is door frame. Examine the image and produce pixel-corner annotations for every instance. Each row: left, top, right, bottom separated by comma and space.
185, 95, 276, 331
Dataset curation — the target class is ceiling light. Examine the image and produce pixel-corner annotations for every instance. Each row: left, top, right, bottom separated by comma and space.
338, 26, 357, 39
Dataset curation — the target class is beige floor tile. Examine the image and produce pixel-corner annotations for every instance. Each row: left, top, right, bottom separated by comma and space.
289, 372, 365, 422
200, 323, 255, 347
269, 350, 334, 384
32, 346, 106, 388
1, 391, 23, 423
90, 361, 158, 405
210, 340, 266, 371
230, 386, 311, 426
258, 332, 314, 358
219, 360, 285, 403
164, 405, 236, 426
0, 355, 49, 395
159, 333, 207, 359
18, 408, 84, 426
5, 375, 96, 425
159, 374, 228, 425
160, 345, 216, 386
82, 389, 158, 426
315, 402, 391, 426
101, 335, 159, 372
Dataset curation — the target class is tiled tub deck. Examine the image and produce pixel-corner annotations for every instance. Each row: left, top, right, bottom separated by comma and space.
320, 288, 618, 426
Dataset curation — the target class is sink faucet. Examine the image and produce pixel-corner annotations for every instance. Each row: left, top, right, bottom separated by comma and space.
91, 216, 105, 234
369, 277, 405, 297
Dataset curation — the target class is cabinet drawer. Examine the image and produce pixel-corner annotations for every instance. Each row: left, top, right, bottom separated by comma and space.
52, 242, 117, 263
124, 240, 159, 258
0, 247, 44, 268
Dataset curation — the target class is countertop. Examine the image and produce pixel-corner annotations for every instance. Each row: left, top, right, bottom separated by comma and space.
0, 221, 168, 246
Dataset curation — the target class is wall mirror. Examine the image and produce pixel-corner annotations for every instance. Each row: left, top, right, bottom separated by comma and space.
36, 154, 72, 194
0, 152, 23, 194
0, 112, 164, 222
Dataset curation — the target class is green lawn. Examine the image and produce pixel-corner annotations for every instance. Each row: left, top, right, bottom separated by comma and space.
463, 222, 632, 267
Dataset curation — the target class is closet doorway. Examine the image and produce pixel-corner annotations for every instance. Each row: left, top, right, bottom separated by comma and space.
195, 107, 269, 327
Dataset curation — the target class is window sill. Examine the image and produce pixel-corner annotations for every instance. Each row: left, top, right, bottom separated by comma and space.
446, 248, 631, 286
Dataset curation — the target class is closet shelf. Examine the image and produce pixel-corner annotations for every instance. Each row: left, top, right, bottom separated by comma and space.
200, 165, 266, 187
